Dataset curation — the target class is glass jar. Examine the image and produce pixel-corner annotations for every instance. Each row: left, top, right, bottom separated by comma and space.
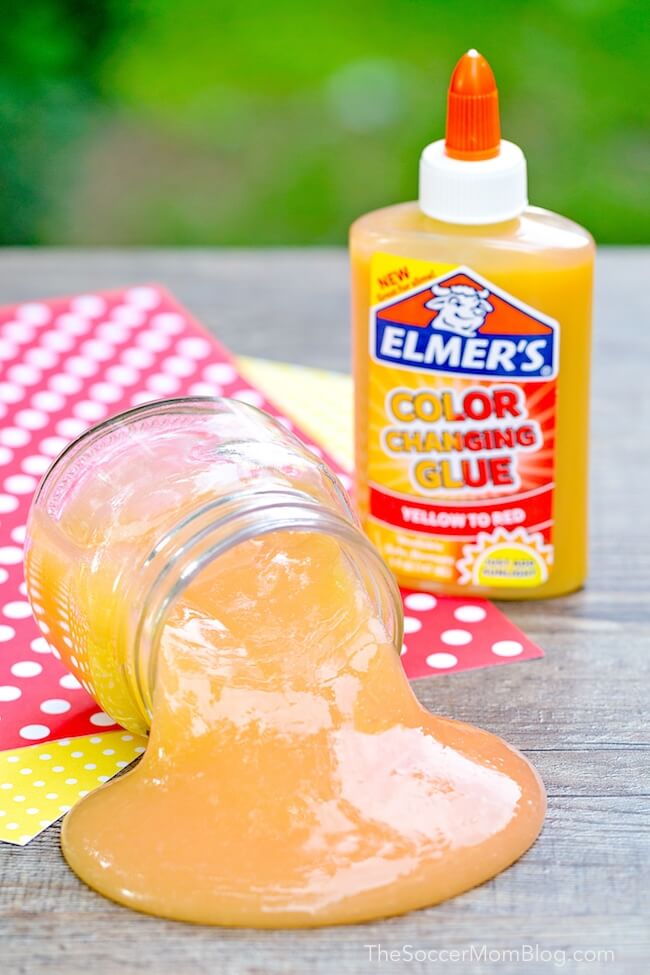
25, 397, 403, 737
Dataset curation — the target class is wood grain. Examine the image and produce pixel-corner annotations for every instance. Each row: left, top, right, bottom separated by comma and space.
0, 248, 648, 975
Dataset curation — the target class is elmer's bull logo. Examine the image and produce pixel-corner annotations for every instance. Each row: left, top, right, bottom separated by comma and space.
371, 267, 558, 379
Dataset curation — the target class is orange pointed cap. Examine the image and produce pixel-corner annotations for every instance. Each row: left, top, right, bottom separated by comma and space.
445, 49, 501, 160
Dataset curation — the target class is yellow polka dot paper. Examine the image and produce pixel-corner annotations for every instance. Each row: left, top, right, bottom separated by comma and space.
0, 731, 146, 845
239, 357, 353, 473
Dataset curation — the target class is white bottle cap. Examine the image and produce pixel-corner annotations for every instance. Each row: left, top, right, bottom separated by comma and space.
419, 138, 528, 225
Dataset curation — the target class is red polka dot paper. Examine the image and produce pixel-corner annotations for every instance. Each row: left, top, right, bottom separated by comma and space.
0, 285, 543, 754
400, 590, 542, 677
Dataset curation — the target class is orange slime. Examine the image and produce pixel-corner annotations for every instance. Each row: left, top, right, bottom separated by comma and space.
61, 530, 545, 926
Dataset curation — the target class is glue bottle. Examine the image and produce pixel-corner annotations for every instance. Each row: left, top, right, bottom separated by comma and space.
350, 49, 594, 599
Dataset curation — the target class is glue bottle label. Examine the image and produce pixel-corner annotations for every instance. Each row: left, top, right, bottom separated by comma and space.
367, 253, 559, 588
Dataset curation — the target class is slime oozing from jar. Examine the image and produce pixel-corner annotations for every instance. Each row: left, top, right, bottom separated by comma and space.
58, 529, 545, 926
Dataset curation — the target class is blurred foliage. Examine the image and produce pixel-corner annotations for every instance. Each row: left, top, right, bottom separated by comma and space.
0, 0, 647, 245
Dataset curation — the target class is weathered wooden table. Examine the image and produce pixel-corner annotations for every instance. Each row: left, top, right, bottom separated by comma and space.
0, 249, 648, 975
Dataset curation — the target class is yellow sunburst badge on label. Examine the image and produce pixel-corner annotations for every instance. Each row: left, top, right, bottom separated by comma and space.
457, 528, 554, 588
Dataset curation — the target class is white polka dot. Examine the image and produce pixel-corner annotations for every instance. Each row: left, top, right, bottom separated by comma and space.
3, 321, 34, 343
84, 763, 97, 771
30, 637, 51, 654
10, 525, 26, 544
454, 604, 487, 623
59, 673, 81, 690
0, 568, 8, 583
45, 792, 58, 799
491, 640, 524, 657
18, 581, 28, 595
130, 391, 159, 407
41, 331, 74, 352
233, 389, 264, 408
0, 494, 19, 514
0, 685, 21, 701
161, 355, 195, 378
403, 616, 422, 634
102, 748, 115, 756
146, 373, 180, 395
136, 331, 170, 352
11, 661, 42, 678
21, 455, 51, 476
0, 339, 18, 360
90, 736, 102, 743
89, 711, 115, 727
31, 391, 65, 413
105, 365, 138, 386
110, 305, 145, 326
400, 643, 407, 656
203, 363, 236, 385
64, 356, 98, 377
151, 312, 184, 334
56, 418, 88, 439
65, 778, 77, 785
126, 286, 160, 309
40, 699, 72, 715
176, 337, 211, 359
0, 382, 24, 404
14, 410, 49, 430
440, 629, 473, 647
0, 547, 22, 565
4, 474, 37, 495
187, 382, 220, 397
70, 751, 83, 758
25, 347, 58, 369
121, 347, 154, 369
73, 401, 107, 422
19, 724, 50, 740
96, 323, 129, 344
19, 768, 31, 775
8, 364, 41, 386
26, 808, 39, 814
3, 601, 32, 620
48, 373, 82, 395
88, 381, 123, 403
81, 339, 114, 362
40, 436, 69, 456
1, 427, 30, 447
5, 823, 19, 830
71, 295, 105, 318
17, 303, 50, 325
56, 313, 91, 336
426, 652, 458, 669
404, 593, 437, 612
0, 446, 13, 465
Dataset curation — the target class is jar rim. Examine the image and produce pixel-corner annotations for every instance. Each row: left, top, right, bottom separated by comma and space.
33, 396, 281, 508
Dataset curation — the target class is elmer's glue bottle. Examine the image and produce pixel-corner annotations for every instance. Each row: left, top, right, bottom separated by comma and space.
350, 49, 594, 599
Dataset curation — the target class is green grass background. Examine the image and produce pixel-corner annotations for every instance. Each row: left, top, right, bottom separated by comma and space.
1, 0, 647, 245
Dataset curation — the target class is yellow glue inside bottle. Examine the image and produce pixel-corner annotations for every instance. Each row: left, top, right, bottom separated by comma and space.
351, 49, 595, 599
